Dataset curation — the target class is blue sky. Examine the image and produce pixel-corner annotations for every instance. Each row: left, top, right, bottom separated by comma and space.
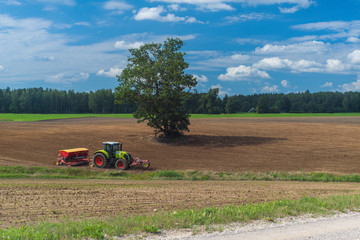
1, 0, 360, 95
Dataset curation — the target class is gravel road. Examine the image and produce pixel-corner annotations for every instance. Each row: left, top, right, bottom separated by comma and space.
144, 212, 360, 240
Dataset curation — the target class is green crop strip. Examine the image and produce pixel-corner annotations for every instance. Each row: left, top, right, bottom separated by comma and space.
1, 194, 360, 240
2, 166, 360, 183
1, 113, 360, 121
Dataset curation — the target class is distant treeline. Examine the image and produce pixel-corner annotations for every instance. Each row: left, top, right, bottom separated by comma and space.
0, 87, 137, 114
1, 87, 360, 114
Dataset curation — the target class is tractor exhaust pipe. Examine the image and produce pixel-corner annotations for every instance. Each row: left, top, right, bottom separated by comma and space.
120, 143, 123, 151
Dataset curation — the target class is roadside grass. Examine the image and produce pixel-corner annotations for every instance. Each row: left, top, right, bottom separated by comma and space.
1, 112, 360, 121
2, 166, 360, 183
1, 194, 360, 240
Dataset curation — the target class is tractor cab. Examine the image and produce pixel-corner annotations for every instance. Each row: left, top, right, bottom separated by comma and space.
103, 141, 122, 158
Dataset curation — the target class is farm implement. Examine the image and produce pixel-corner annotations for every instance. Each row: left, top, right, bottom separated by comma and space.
55, 141, 150, 170
56, 148, 90, 166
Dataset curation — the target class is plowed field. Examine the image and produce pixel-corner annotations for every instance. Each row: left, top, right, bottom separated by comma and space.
0, 117, 360, 173
1, 179, 360, 228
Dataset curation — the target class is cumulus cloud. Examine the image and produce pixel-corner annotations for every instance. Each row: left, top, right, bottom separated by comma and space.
321, 82, 333, 88
97, 67, 123, 78
255, 57, 292, 69
338, 79, 360, 92
281, 80, 289, 87
103, 1, 133, 14
348, 50, 360, 64
114, 40, 144, 50
193, 74, 208, 82
254, 57, 322, 73
134, 6, 202, 23
326, 59, 346, 72
46, 72, 89, 84
262, 85, 279, 93
218, 65, 270, 81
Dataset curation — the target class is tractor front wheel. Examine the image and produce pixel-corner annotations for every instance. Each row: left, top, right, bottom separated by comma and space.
115, 159, 128, 170
93, 153, 107, 168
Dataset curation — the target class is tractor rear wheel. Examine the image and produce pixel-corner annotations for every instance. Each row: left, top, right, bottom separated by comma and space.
93, 153, 107, 168
115, 159, 128, 170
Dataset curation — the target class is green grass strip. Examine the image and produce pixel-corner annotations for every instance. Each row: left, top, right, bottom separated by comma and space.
1, 113, 360, 121
2, 166, 360, 183
1, 194, 360, 240
190, 113, 360, 118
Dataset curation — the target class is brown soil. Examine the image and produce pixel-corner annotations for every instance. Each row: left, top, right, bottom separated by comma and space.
1, 179, 360, 228
1, 117, 360, 173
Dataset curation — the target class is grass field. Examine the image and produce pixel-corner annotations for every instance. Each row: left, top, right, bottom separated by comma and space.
2, 166, 360, 182
1, 112, 360, 121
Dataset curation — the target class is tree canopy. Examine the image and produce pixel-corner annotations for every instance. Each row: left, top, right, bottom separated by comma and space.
115, 38, 197, 138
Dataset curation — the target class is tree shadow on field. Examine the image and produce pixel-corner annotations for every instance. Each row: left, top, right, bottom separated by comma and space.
176, 135, 287, 148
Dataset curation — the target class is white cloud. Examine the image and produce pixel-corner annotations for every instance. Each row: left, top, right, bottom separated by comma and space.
326, 59, 346, 72
34, 56, 55, 61
218, 65, 270, 81
0, 65, 4, 71
225, 12, 274, 23
278, 0, 313, 14
46, 72, 89, 84
97, 67, 123, 78
168, 4, 186, 11
262, 85, 279, 93
134, 6, 201, 23
291, 20, 360, 42
35, 0, 76, 7
211, 84, 230, 96
104, 1, 133, 14
348, 50, 360, 64
193, 74, 208, 82
281, 80, 289, 87
338, 79, 360, 92
0, 14, 199, 85
3, 0, 21, 6
254, 57, 322, 73
114, 40, 144, 50
321, 82, 333, 88
292, 20, 360, 32
134, 6, 184, 22
74, 22, 91, 27
347, 37, 360, 43
231, 54, 250, 61
149, 0, 314, 12
255, 57, 292, 69
255, 41, 327, 54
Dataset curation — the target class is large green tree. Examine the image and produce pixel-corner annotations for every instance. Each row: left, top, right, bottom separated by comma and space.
115, 38, 197, 138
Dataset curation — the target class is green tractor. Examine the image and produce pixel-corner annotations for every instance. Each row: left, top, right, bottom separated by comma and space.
91, 141, 150, 170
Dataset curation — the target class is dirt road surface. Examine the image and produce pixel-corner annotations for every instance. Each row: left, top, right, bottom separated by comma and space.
1, 117, 360, 173
175, 212, 360, 240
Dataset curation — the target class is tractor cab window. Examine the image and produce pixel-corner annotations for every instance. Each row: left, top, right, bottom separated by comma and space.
113, 144, 120, 151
